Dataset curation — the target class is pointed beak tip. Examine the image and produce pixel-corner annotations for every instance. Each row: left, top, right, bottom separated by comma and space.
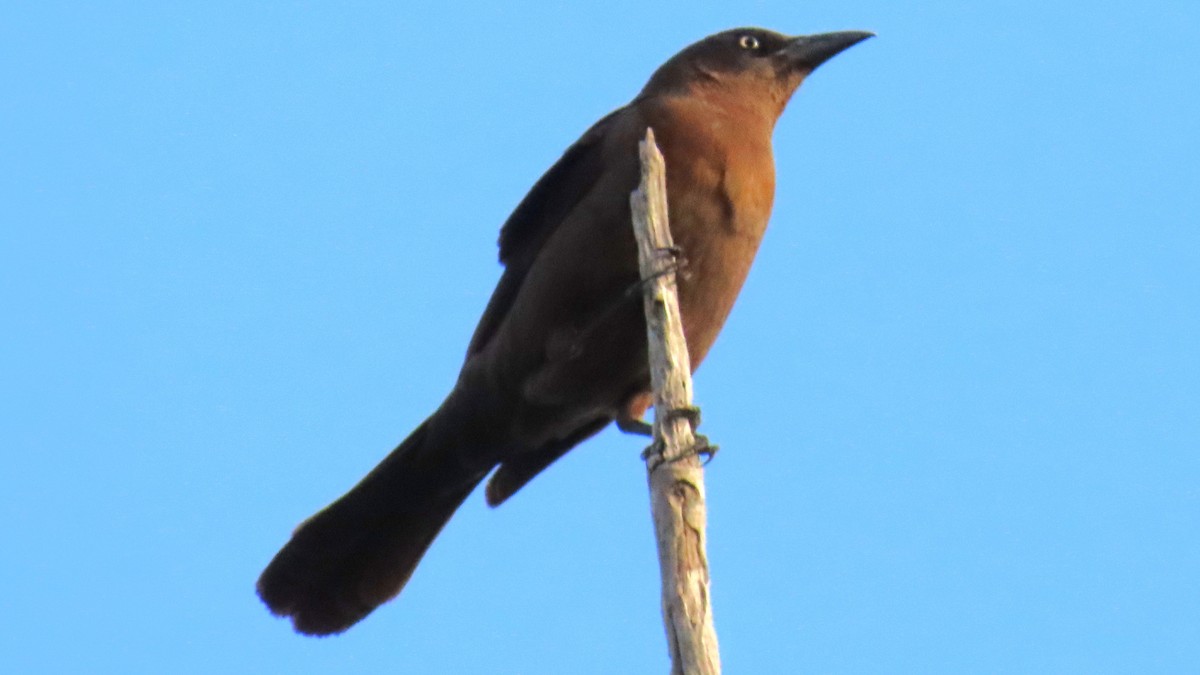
786, 30, 875, 70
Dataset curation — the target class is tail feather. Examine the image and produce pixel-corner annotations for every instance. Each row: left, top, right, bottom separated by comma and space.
257, 419, 486, 635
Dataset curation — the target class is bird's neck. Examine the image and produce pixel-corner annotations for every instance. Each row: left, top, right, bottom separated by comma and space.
687, 79, 793, 133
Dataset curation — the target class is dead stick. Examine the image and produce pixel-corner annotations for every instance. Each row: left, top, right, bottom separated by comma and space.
630, 128, 721, 675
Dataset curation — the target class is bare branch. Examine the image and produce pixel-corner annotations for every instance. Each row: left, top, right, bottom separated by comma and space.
630, 128, 721, 675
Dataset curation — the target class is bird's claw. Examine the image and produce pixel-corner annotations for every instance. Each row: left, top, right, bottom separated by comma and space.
692, 434, 719, 466
654, 245, 684, 262
655, 246, 692, 281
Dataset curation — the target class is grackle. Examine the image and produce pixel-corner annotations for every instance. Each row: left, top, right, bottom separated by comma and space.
258, 27, 872, 636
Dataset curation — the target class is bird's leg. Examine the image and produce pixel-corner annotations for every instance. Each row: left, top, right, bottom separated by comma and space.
616, 415, 654, 437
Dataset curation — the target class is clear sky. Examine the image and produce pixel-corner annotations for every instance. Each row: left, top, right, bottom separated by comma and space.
3, 2, 1197, 673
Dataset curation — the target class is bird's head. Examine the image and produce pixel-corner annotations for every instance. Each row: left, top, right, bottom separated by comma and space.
642, 28, 873, 118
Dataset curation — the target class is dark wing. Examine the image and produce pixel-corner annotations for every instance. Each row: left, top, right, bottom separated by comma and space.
466, 108, 625, 357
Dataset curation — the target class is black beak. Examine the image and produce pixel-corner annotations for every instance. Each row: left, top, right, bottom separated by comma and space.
782, 30, 874, 71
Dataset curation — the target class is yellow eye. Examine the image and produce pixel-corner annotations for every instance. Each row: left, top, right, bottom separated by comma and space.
738, 35, 760, 50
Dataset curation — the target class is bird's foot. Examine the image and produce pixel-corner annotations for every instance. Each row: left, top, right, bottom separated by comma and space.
639, 405, 717, 466
624, 246, 689, 298
641, 433, 718, 466
618, 404, 700, 438
662, 404, 702, 431
654, 244, 684, 264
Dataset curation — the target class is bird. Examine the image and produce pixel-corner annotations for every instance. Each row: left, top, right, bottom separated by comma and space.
258, 26, 872, 636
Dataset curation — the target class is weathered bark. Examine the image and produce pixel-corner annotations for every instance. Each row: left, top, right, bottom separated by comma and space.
630, 128, 720, 675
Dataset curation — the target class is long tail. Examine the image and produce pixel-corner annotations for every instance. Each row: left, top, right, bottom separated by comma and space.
257, 418, 487, 635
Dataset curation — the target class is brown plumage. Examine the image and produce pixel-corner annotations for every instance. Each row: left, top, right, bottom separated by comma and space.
257, 27, 872, 636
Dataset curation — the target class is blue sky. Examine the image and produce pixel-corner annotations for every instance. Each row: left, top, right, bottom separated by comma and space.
3, 2, 1197, 673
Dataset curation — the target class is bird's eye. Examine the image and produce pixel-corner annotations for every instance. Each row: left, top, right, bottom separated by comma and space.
738, 35, 760, 50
